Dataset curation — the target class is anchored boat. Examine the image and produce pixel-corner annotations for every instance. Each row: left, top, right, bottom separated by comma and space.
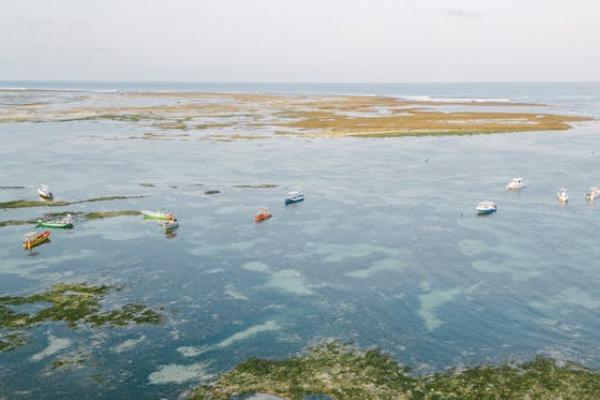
506, 177, 526, 191
163, 215, 179, 232
557, 187, 569, 203
255, 207, 272, 223
586, 187, 600, 201
141, 209, 172, 220
23, 231, 50, 250
476, 201, 497, 215
285, 191, 305, 205
37, 214, 74, 229
37, 184, 54, 201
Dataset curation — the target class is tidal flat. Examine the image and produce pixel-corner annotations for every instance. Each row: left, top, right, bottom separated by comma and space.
0, 90, 590, 138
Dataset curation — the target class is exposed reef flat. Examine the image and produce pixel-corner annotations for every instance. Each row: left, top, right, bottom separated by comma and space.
190, 343, 600, 400
0, 195, 144, 209
0, 283, 162, 352
0, 210, 141, 228
0, 91, 591, 138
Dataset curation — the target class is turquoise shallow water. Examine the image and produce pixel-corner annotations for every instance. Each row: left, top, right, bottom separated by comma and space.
1, 83, 600, 399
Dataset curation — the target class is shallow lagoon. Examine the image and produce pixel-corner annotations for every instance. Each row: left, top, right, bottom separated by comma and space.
1, 85, 600, 399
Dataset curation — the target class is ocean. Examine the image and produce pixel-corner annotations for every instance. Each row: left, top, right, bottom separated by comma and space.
0, 82, 599, 399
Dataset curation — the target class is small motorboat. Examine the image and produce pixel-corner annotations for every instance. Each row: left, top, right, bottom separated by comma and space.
163, 214, 179, 231
506, 177, 526, 191
141, 209, 171, 220
37, 214, 74, 229
476, 201, 497, 215
254, 207, 272, 223
23, 230, 50, 250
557, 187, 569, 203
285, 191, 305, 205
37, 184, 54, 201
585, 187, 600, 201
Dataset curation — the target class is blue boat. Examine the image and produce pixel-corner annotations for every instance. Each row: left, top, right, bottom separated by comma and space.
285, 191, 305, 205
476, 201, 497, 215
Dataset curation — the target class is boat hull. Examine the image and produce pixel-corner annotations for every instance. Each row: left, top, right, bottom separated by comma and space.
37, 220, 73, 229
141, 210, 170, 220
23, 231, 51, 250
285, 197, 304, 205
255, 214, 272, 223
163, 221, 179, 231
476, 208, 496, 215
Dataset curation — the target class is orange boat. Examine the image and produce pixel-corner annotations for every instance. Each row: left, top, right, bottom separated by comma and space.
23, 231, 51, 250
254, 207, 272, 223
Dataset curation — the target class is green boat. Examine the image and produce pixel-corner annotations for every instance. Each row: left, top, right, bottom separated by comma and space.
37, 214, 74, 229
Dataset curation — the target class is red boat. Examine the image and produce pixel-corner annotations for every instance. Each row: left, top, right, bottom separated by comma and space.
254, 207, 272, 223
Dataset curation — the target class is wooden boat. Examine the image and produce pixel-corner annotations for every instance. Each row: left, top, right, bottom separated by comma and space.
476, 201, 497, 215
285, 191, 305, 205
37, 214, 74, 229
23, 231, 50, 250
557, 188, 569, 203
141, 209, 171, 220
506, 177, 526, 191
37, 184, 54, 201
254, 207, 272, 223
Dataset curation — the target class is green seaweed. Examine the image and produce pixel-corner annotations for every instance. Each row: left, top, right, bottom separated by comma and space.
0, 283, 162, 351
0, 332, 26, 352
139, 183, 155, 187
50, 351, 90, 370
0, 195, 144, 209
0, 220, 33, 228
189, 342, 600, 400
0, 210, 141, 229
84, 210, 141, 220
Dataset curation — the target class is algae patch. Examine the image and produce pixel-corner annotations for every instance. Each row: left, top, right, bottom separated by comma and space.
0, 210, 142, 229
189, 342, 600, 400
233, 184, 279, 189
0, 195, 145, 209
0, 283, 162, 352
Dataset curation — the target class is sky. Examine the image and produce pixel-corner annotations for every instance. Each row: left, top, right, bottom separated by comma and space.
1, 0, 599, 82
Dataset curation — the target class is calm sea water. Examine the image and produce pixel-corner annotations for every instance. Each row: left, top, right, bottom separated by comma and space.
1, 82, 600, 399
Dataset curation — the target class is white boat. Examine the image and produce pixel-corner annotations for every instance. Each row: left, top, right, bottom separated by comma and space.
476, 201, 497, 215
285, 191, 305, 205
163, 219, 179, 231
141, 209, 171, 220
557, 188, 569, 203
585, 187, 600, 201
506, 177, 526, 191
37, 184, 54, 200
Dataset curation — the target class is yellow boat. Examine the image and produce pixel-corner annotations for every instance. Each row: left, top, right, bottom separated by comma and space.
23, 231, 51, 250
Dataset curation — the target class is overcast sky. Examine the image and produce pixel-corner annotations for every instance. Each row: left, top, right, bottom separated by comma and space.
1, 0, 599, 82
